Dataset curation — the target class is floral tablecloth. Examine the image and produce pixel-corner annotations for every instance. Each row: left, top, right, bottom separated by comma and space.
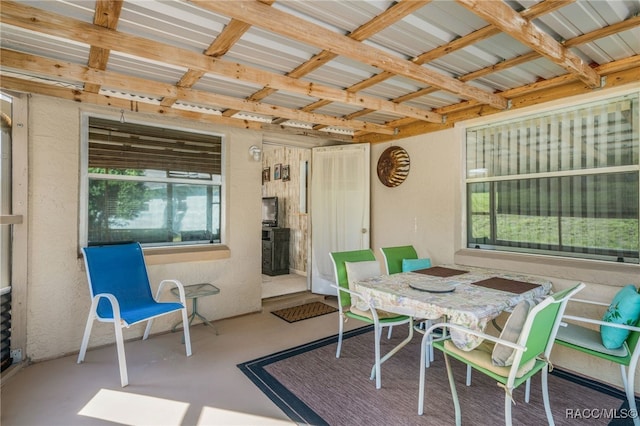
354, 265, 552, 350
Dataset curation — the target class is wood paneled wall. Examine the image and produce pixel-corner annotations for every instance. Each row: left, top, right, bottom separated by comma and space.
262, 144, 311, 274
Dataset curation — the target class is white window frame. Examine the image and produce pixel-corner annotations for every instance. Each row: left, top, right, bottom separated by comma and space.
462, 89, 639, 264
79, 113, 226, 249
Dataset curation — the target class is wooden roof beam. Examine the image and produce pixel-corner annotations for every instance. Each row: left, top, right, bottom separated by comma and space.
191, 0, 509, 110
222, 0, 431, 117
396, 14, 640, 103
84, 0, 122, 94
0, 75, 354, 142
354, 57, 639, 143
456, 0, 601, 89
412, 0, 575, 65
0, 1, 442, 124
0, 49, 395, 135
161, 0, 276, 108
297, 0, 573, 118
353, 14, 639, 139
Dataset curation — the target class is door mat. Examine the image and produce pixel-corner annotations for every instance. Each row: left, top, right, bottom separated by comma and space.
271, 301, 338, 323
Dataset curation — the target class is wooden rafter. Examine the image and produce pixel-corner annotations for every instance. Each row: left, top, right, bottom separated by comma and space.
352, 15, 640, 139
0, 49, 397, 135
455, 0, 601, 89
0, 1, 442, 125
160, 0, 276, 108
0, 74, 356, 141
221, 0, 431, 119
84, 0, 122, 94
315, 0, 574, 106
191, 0, 509, 110
306, 0, 576, 130
413, 0, 575, 65
354, 58, 639, 143
1, 0, 636, 142
453, 8, 640, 88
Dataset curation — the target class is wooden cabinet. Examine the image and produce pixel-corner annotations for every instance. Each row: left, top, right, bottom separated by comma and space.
262, 227, 290, 276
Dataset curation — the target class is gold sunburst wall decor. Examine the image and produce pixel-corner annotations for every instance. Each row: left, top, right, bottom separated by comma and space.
377, 146, 410, 187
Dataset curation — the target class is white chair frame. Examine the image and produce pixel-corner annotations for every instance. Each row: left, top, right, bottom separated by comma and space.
78, 244, 192, 388
559, 297, 640, 426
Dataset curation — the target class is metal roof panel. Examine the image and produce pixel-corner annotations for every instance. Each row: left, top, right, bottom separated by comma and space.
1, 0, 637, 141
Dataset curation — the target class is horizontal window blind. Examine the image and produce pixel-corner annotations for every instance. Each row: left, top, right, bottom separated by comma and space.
85, 117, 222, 247
466, 93, 639, 263
89, 117, 222, 176
467, 95, 637, 178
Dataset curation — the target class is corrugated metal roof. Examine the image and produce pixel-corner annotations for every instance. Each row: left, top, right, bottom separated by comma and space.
1, 0, 638, 142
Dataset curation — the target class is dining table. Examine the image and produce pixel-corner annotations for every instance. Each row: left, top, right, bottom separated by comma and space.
353, 264, 553, 351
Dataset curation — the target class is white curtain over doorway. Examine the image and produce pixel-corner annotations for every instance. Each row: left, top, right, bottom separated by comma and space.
310, 144, 370, 295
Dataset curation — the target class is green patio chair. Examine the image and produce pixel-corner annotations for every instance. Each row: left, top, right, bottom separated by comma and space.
419, 282, 585, 425
330, 249, 413, 389
555, 286, 640, 426
380, 245, 446, 372
379, 245, 419, 340
380, 245, 419, 274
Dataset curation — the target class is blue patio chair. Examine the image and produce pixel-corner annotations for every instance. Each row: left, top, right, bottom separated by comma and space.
77, 242, 192, 387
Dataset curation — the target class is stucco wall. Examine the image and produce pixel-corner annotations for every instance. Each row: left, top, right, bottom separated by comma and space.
19, 87, 640, 393
26, 95, 264, 361
370, 131, 459, 265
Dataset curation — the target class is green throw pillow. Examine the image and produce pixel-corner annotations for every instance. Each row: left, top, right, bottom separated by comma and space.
601, 285, 640, 349
402, 258, 432, 272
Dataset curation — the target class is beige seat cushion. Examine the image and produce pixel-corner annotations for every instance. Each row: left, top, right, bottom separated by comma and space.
492, 299, 535, 366
444, 340, 536, 379
345, 260, 381, 311
348, 305, 405, 320
556, 322, 628, 357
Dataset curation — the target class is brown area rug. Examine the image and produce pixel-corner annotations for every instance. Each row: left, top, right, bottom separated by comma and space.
271, 301, 338, 323
239, 325, 634, 425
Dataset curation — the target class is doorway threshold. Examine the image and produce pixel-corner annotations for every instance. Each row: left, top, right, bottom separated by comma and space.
261, 273, 308, 299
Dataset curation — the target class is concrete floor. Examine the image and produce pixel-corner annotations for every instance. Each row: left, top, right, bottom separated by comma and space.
261, 273, 308, 299
0, 292, 357, 426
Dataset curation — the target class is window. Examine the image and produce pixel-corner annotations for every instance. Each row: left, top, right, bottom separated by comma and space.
466, 93, 639, 263
83, 117, 223, 247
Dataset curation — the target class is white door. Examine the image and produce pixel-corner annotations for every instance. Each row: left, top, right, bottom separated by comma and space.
310, 144, 370, 295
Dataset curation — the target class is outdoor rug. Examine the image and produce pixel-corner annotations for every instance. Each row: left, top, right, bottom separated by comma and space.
271, 301, 338, 323
238, 325, 636, 425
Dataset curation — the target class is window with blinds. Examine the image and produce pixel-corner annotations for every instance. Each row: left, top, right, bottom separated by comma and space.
466, 93, 639, 263
85, 117, 223, 247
